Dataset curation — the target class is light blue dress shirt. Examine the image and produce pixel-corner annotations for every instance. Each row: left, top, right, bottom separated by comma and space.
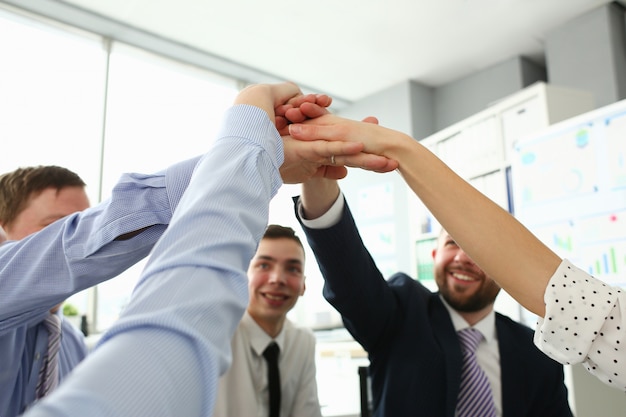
0, 152, 200, 417
22, 103, 284, 417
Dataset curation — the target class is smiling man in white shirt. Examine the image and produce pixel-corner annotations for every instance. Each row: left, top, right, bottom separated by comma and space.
213, 224, 322, 417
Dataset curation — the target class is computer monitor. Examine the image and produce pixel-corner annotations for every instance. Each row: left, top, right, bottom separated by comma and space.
511, 98, 626, 288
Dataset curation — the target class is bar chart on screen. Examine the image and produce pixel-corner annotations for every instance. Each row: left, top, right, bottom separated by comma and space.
511, 99, 626, 289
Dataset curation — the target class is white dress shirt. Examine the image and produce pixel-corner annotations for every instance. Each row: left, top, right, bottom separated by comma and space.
213, 311, 322, 417
442, 298, 503, 417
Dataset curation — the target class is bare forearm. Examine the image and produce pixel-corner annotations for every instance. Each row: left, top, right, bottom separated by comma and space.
389, 134, 560, 316
290, 116, 562, 316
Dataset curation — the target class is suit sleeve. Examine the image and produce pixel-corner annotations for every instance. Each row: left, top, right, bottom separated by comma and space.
294, 195, 402, 351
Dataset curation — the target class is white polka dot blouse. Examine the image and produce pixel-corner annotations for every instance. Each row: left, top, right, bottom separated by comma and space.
534, 259, 626, 390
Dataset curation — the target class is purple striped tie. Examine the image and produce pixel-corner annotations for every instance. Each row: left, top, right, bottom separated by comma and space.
36, 313, 62, 399
457, 328, 496, 417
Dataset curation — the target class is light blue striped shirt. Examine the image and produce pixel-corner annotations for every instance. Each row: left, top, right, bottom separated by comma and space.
0, 147, 199, 417
11, 103, 282, 417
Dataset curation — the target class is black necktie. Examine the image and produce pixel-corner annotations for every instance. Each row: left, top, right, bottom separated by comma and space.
263, 342, 281, 417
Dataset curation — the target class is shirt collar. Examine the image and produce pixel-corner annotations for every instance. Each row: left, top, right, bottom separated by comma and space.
241, 311, 286, 356
439, 294, 497, 344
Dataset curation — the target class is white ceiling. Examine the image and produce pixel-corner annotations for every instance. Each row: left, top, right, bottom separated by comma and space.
42, 0, 624, 103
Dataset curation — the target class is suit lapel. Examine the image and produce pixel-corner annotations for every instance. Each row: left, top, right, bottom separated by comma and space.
496, 315, 522, 417
430, 295, 463, 417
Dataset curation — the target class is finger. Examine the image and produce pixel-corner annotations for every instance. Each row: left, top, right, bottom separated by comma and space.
282, 135, 362, 165
298, 94, 332, 107
287, 93, 332, 108
299, 103, 331, 119
284, 104, 329, 123
309, 141, 392, 170
362, 116, 379, 124
315, 94, 333, 108
283, 108, 307, 124
371, 162, 400, 173
320, 140, 364, 157
332, 153, 399, 172
286, 93, 317, 108
282, 136, 364, 167
289, 122, 350, 142
275, 104, 293, 117
275, 116, 289, 134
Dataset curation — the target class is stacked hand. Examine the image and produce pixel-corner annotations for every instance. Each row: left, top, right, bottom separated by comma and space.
234, 82, 398, 184
274, 92, 332, 135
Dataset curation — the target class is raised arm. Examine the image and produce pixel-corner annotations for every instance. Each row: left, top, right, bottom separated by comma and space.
289, 114, 561, 316
0, 156, 198, 329
299, 177, 340, 219
21, 83, 349, 417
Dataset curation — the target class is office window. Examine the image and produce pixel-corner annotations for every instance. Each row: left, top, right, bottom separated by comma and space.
0, 9, 107, 320
0, 9, 106, 200
95, 43, 238, 331
0, 7, 239, 333
100, 43, 238, 193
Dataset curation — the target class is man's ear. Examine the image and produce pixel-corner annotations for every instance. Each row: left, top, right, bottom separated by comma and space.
0, 224, 11, 240
300, 279, 306, 296
431, 249, 437, 260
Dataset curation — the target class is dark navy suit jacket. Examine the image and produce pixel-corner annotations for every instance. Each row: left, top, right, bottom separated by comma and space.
295, 197, 572, 417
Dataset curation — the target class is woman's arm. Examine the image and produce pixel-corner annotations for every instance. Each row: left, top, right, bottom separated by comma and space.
290, 115, 562, 316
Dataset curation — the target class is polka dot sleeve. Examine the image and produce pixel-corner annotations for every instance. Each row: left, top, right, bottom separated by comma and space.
534, 259, 626, 390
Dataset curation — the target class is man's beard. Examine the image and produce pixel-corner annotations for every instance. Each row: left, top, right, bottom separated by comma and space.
439, 282, 500, 312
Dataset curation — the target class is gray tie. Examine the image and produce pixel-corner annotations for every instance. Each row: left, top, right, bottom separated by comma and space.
36, 313, 62, 399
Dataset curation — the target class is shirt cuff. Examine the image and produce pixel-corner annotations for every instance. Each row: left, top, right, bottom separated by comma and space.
534, 258, 619, 365
297, 192, 345, 229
